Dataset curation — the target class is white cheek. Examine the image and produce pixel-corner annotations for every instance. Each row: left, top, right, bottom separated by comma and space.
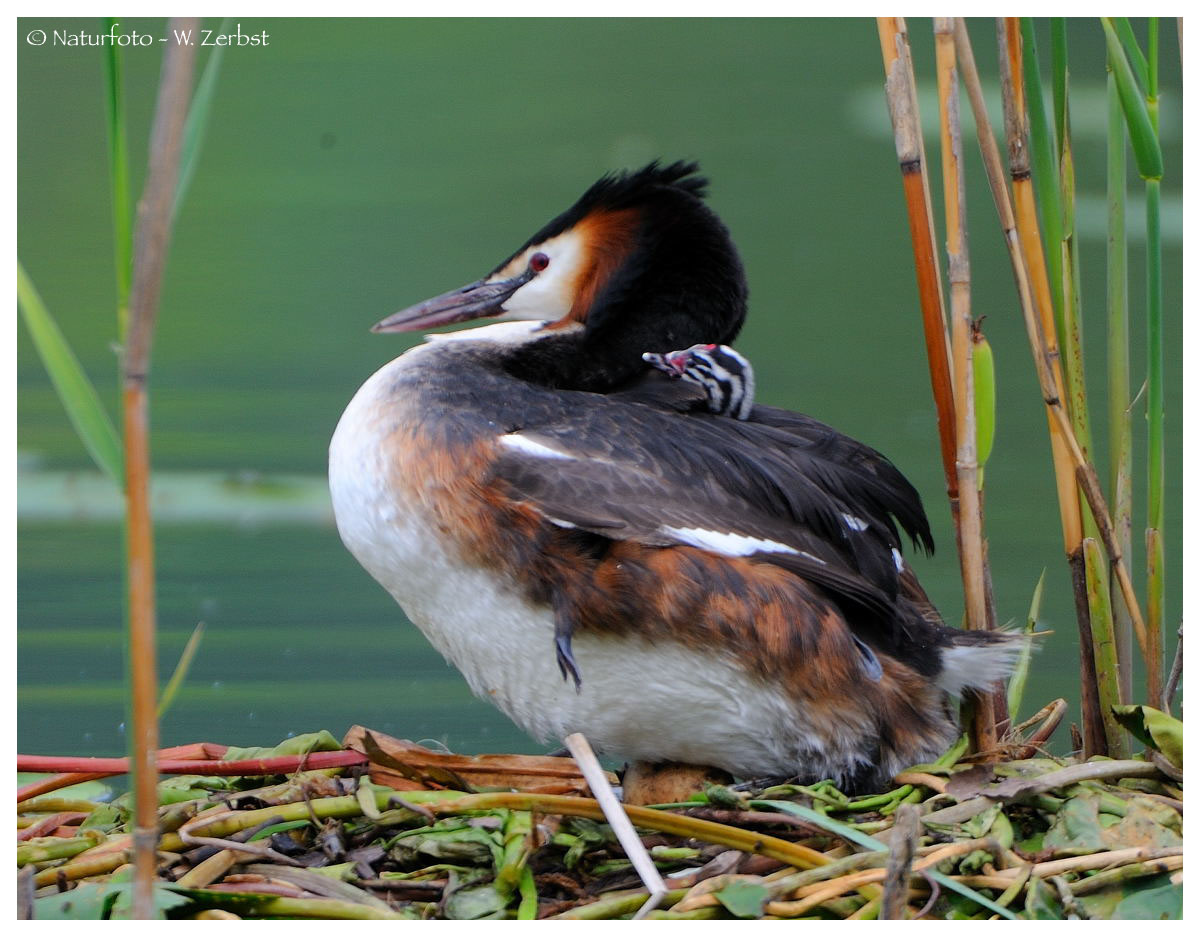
497, 230, 587, 321
499, 274, 572, 320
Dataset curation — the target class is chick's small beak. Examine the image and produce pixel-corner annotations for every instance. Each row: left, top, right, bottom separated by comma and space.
641, 350, 690, 378
372, 268, 535, 333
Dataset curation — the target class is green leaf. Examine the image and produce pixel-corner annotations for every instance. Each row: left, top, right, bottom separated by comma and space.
1023, 877, 1064, 920
444, 882, 509, 920
1099, 799, 1181, 850
172, 18, 231, 224
158, 621, 205, 717
1008, 570, 1045, 720
223, 730, 342, 762
389, 824, 502, 866
248, 818, 313, 842
35, 881, 190, 920
515, 866, 538, 919
79, 803, 125, 832
1043, 794, 1105, 855
1113, 880, 1183, 920
1102, 18, 1163, 181
714, 879, 768, 919
1110, 18, 1150, 94
1111, 705, 1182, 768
17, 262, 123, 483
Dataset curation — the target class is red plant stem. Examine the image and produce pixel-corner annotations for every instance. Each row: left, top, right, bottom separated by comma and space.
16, 773, 112, 804
17, 750, 367, 780
17, 812, 89, 841
17, 742, 232, 802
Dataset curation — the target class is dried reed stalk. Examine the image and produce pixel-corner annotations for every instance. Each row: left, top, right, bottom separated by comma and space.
934, 18, 1002, 753
122, 17, 199, 918
876, 18, 959, 508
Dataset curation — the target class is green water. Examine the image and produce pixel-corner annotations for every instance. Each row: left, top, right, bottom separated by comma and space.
17, 18, 1182, 758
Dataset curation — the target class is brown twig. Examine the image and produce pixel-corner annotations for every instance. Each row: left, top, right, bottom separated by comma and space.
1161, 626, 1182, 715
881, 804, 919, 919
1009, 697, 1067, 759
122, 18, 199, 918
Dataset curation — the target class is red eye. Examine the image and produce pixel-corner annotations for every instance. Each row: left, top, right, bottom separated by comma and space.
529, 252, 550, 272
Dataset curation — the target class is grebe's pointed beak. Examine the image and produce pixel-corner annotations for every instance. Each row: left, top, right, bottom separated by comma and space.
372, 268, 536, 333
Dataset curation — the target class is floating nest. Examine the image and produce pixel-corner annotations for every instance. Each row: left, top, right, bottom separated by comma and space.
17, 718, 1183, 920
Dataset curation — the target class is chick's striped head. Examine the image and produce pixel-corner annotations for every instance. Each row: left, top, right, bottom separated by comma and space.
642, 343, 755, 420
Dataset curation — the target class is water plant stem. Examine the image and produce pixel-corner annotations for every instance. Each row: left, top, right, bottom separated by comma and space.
997, 21, 1081, 559
1105, 56, 1134, 705
934, 17, 998, 753
876, 18, 958, 510
102, 17, 132, 338
1101, 17, 1166, 709
122, 18, 199, 918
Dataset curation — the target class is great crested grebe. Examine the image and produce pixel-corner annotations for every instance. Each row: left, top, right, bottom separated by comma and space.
329, 161, 1018, 792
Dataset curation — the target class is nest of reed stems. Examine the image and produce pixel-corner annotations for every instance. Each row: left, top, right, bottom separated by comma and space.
16, 718, 1183, 921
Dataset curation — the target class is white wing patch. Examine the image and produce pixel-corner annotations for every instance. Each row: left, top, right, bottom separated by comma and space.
842, 513, 868, 532
892, 548, 905, 572
499, 433, 575, 461
660, 526, 800, 557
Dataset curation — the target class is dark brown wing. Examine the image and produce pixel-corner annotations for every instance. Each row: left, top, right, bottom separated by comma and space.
490, 393, 925, 634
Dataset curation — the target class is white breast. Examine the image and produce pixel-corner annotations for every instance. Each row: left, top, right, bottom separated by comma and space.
329, 349, 886, 780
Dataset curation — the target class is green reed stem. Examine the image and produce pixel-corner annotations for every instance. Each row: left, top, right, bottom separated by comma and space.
1144, 172, 1164, 704
1050, 20, 1113, 747
1050, 23, 1095, 463
1143, 19, 1164, 708
1083, 538, 1127, 757
1102, 17, 1166, 706
1105, 63, 1133, 703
